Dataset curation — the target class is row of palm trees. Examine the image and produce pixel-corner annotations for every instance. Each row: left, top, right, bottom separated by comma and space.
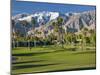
12, 17, 96, 50
12, 17, 36, 49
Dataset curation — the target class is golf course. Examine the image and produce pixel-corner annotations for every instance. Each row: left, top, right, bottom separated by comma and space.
12, 45, 96, 74
12, 2, 96, 74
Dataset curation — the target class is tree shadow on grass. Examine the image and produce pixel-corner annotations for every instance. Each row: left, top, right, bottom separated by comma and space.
52, 47, 77, 53
12, 47, 95, 57
12, 66, 96, 74
36, 66, 96, 73
12, 48, 69, 57
73, 50, 96, 55
12, 63, 60, 70
12, 52, 50, 56
12, 60, 45, 64
53, 47, 96, 53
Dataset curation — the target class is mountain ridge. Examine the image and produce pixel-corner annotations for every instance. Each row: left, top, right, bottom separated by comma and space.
12, 10, 96, 37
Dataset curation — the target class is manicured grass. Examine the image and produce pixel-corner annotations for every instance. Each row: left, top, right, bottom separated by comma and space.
12, 45, 96, 74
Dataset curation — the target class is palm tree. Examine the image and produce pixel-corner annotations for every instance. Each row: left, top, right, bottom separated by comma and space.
57, 17, 64, 47
52, 17, 64, 47
89, 29, 96, 46
12, 20, 15, 48
20, 20, 29, 47
52, 22, 58, 46
81, 27, 89, 50
15, 30, 20, 47
31, 17, 36, 29
42, 26, 48, 47
20, 20, 28, 36
31, 17, 36, 47
12, 19, 19, 48
12, 19, 15, 28
12, 30, 20, 48
12, 31, 16, 48
26, 35, 32, 50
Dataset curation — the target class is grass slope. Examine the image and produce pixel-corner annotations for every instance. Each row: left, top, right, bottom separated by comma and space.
12, 45, 96, 74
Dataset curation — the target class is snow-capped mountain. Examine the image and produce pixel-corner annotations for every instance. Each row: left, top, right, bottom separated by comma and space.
13, 11, 59, 24
12, 10, 96, 37
12, 13, 29, 21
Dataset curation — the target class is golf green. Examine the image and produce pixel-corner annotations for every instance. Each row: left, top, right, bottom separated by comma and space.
12, 46, 96, 74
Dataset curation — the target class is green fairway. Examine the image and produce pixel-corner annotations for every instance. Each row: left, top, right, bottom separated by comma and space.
12, 45, 96, 74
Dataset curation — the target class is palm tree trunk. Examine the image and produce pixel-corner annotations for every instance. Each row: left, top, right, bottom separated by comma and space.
61, 33, 63, 48
13, 40, 15, 48
28, 40, 31, 50
34, 40, 36, 47
24, 26, 28, 48
44, 35, 47, 46
82, 35, 84, 51
34, 30, 36, 47
16, 41, 19, 47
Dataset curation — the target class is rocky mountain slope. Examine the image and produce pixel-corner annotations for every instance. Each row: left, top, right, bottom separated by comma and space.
12, 10, 96, 37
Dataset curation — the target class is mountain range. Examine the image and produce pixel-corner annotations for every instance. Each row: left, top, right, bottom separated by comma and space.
12, 10, 96, 37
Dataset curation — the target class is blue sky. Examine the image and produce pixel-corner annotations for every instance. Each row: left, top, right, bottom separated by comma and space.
12, 0, 96, 16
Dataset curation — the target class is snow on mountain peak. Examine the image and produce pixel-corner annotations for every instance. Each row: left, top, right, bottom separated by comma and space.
49, 12, 59, 20
18, 15, 33, 22
12, 13, 29, 20
15, 11, 59, 23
